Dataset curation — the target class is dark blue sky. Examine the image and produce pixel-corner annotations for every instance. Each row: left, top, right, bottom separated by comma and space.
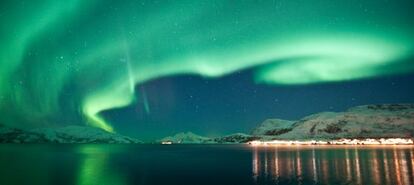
102, 69, 414, 141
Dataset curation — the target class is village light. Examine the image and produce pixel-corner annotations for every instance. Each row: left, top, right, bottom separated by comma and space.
247, 138, 414, 146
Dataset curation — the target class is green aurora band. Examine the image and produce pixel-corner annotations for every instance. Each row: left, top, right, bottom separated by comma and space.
1, 0, 413, 132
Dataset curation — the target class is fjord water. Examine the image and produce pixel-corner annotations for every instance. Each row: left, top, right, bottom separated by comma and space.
0, 145, 413, 185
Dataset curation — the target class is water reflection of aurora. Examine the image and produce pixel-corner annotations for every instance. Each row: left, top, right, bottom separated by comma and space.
77, 145, 126, 185
1, 0, 413, 132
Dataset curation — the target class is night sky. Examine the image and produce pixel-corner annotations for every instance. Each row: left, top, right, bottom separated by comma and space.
1, 0, 414, 141
104, 71, 414, 140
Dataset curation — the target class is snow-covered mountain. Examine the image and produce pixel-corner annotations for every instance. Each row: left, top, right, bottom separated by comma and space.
253, 104, 414, 140
159, 132, 260, 144
0, 125, 141, 144
159, 132, 212, 144
3, 104, 411, 144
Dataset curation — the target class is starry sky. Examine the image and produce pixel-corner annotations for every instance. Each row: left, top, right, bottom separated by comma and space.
104, 71, 414, 141
0, 0, 414, 140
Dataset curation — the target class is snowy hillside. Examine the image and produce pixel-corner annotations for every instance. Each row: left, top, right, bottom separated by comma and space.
253, 104, 414, 140
213, 133, 259, 143
159, 132, 260, 144
251, 119, 295, 135
0, 125, 141, 144
159, 132, 212, 144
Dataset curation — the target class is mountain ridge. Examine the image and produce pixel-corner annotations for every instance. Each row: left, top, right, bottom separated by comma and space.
0, 125, 142, 144
1, 104, 413, 144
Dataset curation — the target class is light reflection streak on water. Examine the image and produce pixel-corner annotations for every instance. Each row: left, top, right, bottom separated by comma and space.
411, 150, 414, 184
371, 150, 380, 185
274, 148, 279, 185
345, 148, 352, 182
296, 150, 302, 184
333, 151, 339, 181
354, 147, 362, 184
252, 147, 259, 183
383, 150, 391, 185
264, 148, 268, 176
394, 147, 403, 185
312, 148, 317, 184
251, 146, 414, 185
400, 150, 410, 185
288, 150, 293, 177
321, 151, 328, 184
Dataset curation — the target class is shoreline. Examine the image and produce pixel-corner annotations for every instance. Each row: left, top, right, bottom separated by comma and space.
247, 138, 414, 146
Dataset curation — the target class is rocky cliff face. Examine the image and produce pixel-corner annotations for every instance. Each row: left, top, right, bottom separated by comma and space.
0, 125, 141, 144
253, 104, 414, 140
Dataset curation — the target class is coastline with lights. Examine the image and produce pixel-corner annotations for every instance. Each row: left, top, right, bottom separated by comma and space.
247, 138, 414, 146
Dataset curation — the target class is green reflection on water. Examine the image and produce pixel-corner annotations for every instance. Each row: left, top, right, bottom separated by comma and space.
77, 145, 126, 185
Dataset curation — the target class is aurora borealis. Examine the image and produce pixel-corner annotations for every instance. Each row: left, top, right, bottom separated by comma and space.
1, 0, 414, 139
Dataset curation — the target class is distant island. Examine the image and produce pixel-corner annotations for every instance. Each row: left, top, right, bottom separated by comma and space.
1, 104, 414, 144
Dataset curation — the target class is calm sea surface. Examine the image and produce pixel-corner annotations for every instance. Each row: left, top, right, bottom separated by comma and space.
0, 144, 413, 185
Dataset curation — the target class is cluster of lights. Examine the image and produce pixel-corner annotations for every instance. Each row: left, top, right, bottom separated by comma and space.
248, 138, 414, 146
161, 141, 173, 145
